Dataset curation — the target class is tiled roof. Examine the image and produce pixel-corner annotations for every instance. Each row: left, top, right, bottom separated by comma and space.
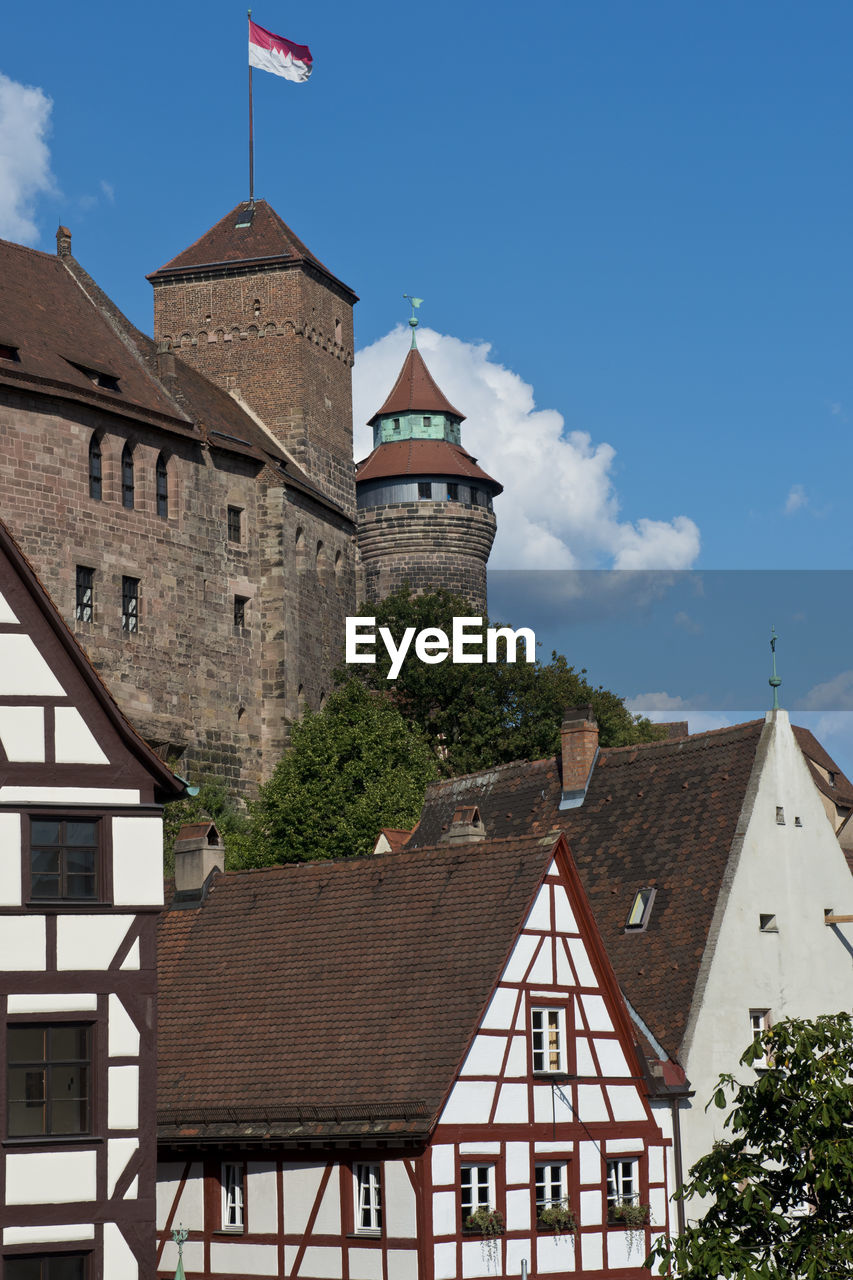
148, 200, 357, 302
157, 834, 557, 1137
407, 722, 771, 1060
368, 347, 464, 423
793, 725, 853, 810
356, 439, 501, 489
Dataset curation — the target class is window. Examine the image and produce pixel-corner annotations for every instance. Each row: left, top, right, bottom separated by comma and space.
531, 1007, 565, 1074
606, 1159, 638, 1218
392, 417, 400, 433
759, 913, 778, 933
122, 576, 139, 633
222, 1162, 244, 1230
4, 1255, 88, 1280
121, 444, 134, 509
354, 1163, 382, 1234
461, 1164, 495, 1222
749, 1009, 771, 1069
30, 818, 98, 900
423, 416, 432, 429
625, 886, 657, 931
7, 1024, 91, 1137
227, 506, 242, 543
156, 453, 168, 518
69, 360, 120, 392
447, 483, 458, 501
234, 596, 248, 628
418, 482, 432, 500
535, 1162, 568, 1214
470, 487, 481, 506
75, 566, 94, 623
0, 343, 20, 362
88, 436, 102, 501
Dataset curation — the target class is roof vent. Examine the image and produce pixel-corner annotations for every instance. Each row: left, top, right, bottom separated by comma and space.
440, 805, 486, 844
173, 820, 225, 897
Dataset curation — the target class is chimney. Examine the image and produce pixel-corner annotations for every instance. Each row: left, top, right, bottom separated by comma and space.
440, 805, 487, 844
559, 705, 599, 810
56, 226, 72, 258
173, 820, 225, 897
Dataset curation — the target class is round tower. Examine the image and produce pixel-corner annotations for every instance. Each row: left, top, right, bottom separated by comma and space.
356, 310, 501, 610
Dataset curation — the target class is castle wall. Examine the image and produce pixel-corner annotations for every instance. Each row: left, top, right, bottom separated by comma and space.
0, 388, 354, 795
358, 500, 497, 611
152, 264, 356, 517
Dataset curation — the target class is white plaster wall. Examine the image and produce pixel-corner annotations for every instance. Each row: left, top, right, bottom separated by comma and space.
501, 932, 538, 982
210, 1242, 278, 1274
107, 1138, 138, 1196
0, 810, 21, 905
0, 916, 45, 969
0, 787, 139, 804
580, 1231, 603, 1271
247, 1161, 278, 1234
54, 708, 109, 764
567, 937, 596, 987
6, 1150, 96, 1203
3, 1224, 94, 1245
0, 706, 45, 761
480, 987, 516, 1030
312, 1166, 341, 1234
0, 590, 18, 622
536, 1233, 576, 1274
282, 1162, 325, 1235
459, 1034, 505, 1076
432, 1145, 454, 1186
112, 817, 165, 906
432, 1190, 455, 1235
681, 712, 853, 1182
387, 1248, 419, 1280
107, 1065, 139, 1130
102, 1222, 137, 1280
523, 883, 551, 931
349, 1247, 383, 1280
8, 993, 97, 1013
160, 1240, 204, 1273
0, 635, 65, 695
156, 1162, 204, 1231
299, 1246, 343, 1278
384, 1160, 417, 1236
439, 1080, 495, 1124
108, 994, 140, 1057
433, 1241, 456, 1280
56, 914, 133, 970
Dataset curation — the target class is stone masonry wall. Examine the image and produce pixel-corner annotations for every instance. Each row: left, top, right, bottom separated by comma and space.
152, 263, 356, 518
358, 500, 497, 612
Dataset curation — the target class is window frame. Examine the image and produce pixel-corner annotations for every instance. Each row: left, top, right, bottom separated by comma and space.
221, 1161, 245, 1232
121, 444, 134, 510
535, 1160, 569, 1223
88, 436, 102, 502
26, 815, 102, 904
3, 1253, 91, 1280
606, 1157, 640, 1223
625, 886, 657, 932
6, 1022, 93, 1140
121, 576, 139, 633
749, 1008, 772, 1069
227, 506, 243, 544
531, 1005, 568, 1075
460, 1162, 496, 1226
155, 453, 169, 519
75, 566, 94, 624
353, 1162, 383, 1236
233, 596, 248, 629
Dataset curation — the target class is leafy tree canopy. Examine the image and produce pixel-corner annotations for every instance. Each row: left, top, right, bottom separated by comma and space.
231, 679, 438, 868
647, 1013, 853, 1279
163, 774, 249, 875
343, 587, 664, 776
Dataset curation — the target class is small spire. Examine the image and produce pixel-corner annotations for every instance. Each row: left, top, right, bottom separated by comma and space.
769, 626, 782, 710
403, 294, 423, 348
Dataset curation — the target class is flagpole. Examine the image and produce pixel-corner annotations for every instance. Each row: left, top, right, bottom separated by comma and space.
248, 9, 255, 206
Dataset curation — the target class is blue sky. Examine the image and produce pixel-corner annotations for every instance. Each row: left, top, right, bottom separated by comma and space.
2, 2, 852, 760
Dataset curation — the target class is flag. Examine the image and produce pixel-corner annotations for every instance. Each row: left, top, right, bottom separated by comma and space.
249, 20, 313, 82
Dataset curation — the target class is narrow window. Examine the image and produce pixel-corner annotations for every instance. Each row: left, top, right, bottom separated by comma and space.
156, 453, 168, 519
418, 481, 432, 500
749, 1009, 771, 1069
392, 417, 400, 433
227, 506, 242, 543
759, 913, 778, 932
0, 343, 20, 362
460, 1163, 495, 1225
335, 318, 342, 344
776, 806, 785, 825
423, 416, 432, 429
122, 577, 139, 633
221, 1162, 244, 1230
75, 566, 94, 623
121, 444, 134, 510
531, 1007, 565, 1073
5, 1256, 88, 1280
606, 1159, 638, 1219
88, 436, 102, 501
30, 818, 98, 900
625, 887, 656, 931
234, 596, 248, 628
470, 487, 480, 506
535, 1162, 568, 1216
447, 483, 459, 501
354, 1163, 382, 1234
7, 1024, 91, 1137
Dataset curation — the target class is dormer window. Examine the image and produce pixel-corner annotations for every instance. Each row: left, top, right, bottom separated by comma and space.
68, 360, 120, 392
0, 342, 20, 362
625, 887, 656, 931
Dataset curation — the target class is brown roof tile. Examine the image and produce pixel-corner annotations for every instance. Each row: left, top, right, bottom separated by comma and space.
369, 347, 464, 423
792, 725, 853, 808
356, 439, 500, 489
157, 835, 556, 1132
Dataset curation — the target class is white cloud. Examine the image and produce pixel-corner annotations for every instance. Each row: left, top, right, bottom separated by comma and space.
785, 484, 807, 515
626, 692, 734, 735
353, 326, 701, 571
0, 73, 56, 244
99, 180, 115, 203
799, 670, 853, 712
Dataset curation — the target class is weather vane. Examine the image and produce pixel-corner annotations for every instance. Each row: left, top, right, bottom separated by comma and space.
403, 294, 423, 347
769, 626, 782, 711
172, 1224, 188, 1280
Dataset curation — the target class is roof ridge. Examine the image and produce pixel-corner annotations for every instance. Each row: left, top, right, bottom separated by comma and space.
600, 719, 764, 758
0, 237, 58, 263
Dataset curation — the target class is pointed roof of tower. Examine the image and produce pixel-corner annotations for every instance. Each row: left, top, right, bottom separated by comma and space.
147, 200, 357, 300
368, 345, 464, 425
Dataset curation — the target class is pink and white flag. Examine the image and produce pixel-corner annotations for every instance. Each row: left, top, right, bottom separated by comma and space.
249, 20, 313, 82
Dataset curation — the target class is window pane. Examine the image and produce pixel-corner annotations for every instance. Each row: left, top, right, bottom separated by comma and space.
8, 1027, 46, 1062
65, 874, 96, 899
31, 821, 61, 845
50, 1257, 87, 1280
65, 848, 96, 874
65, 823, 97, 847
31, 848, 60, 875
4, 1256, 43, 1280
51, 1026, 89, 1060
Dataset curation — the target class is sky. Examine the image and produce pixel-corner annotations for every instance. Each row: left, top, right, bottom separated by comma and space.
2, 1, 852, 761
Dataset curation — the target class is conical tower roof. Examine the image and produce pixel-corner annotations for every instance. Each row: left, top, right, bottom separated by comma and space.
147, 200, 357, 300
368, 346, 464, 425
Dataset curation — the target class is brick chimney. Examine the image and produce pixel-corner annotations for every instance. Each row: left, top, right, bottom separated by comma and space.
559, 705, 599, 810
56, 226, 72, 258
440, 805, 487, 844
174, 820, 225, 895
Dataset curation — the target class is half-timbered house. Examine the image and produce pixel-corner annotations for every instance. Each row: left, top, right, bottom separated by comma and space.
155, 822, 679, 1279
0, 519, 185, 1280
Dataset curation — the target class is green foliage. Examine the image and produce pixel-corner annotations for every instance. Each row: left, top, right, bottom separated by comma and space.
538, 1200, 577, 1234
465, 1207, 505, 1237
344, 587, 664, 776
162, 775, 249, 875
233, 680, 438, 868
647, 1013, 853, 1279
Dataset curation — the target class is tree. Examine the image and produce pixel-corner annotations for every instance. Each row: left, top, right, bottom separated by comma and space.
647, 1013, 853, 1279
232, 679, 438, 868
162, 774, 249, 875
345, 587, 664, 776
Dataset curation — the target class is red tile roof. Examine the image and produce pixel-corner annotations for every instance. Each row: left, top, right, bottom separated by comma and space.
356, 439, 501, 488
148, 200, 357, 302
157, 834, 558, 1137
793, 725, 853, 810
368, 347, 464, 423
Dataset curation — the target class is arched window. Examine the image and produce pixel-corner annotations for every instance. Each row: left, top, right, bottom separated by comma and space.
156, 453, 168, 519
121, 444, 134, 510
88, 435, 102, 501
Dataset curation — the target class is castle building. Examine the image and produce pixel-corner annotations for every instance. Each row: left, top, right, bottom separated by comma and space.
356, 314, 501, 609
